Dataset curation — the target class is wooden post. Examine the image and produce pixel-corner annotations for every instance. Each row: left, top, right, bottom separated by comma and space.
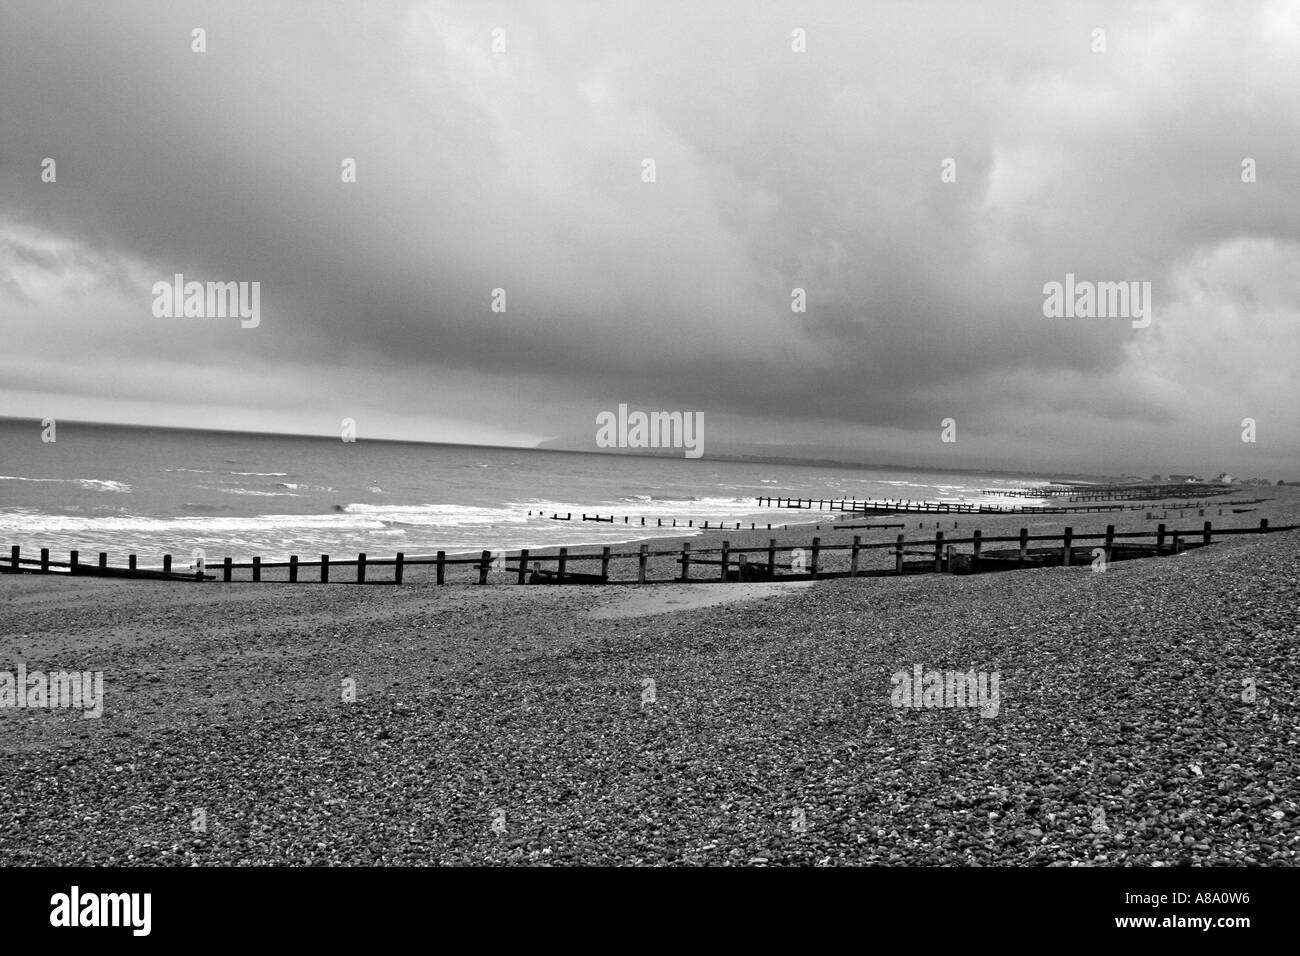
1172, 532, 1182, 554
162, 554, 171, 575
720, 540, 730, 580
768, 539, 776, 572
850, 535, 861, 577
638, 544, 648, 584
320, 554, 330, 583
945, 545, 954, 573
356, 553, 367, 584
516, 549, 528, 584
252, 556, 261, 582
895, 534, 904, 574
394, 552, 404, 585
1105, 525, 1115, 564
811, 537, 821, 578
1062, 527, 1073, 566
224, 557, 232, 582
1018, 528, 1028, 567
70, 550, 78, 575
478, 550, 490, 585
599, 547, 610, 583
436, 551, 445, 584
1202, 521, 1211, 545
972, 530, 982, 573
680, 543, 691, 582
289, 555, 299, 583
1156, 523, 1166, 553
41, 548, 49, 573
1260, 518, 1269, 533
558, 547, 568, 582
98, 552, 107, 572
10, 546, 17, 572
934, 531, 944, 572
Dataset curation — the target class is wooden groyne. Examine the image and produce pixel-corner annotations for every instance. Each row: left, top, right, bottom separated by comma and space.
3, 519, 1288, 586
536, 512, 799, 531
988, 483, 1242, 501
756, 495, 1266, 516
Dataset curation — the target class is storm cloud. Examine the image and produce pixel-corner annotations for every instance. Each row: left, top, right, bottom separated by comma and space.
1, 0, 1296, 474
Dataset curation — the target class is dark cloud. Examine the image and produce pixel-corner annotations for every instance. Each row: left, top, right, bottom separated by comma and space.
0, 0, 1296, 474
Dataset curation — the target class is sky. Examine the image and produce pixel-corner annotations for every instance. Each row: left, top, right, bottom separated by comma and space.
1, 0, 1297, 477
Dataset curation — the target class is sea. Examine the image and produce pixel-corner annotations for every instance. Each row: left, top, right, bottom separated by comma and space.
0, 419, 1049, 564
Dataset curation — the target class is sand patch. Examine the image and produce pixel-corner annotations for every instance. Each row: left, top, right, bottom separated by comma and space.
586, 581, 815, 620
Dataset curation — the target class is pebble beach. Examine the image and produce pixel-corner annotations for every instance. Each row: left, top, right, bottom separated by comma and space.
1, 489, 1297, 866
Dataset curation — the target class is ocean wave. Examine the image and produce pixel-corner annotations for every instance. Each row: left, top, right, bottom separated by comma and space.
0, 475, 132, 493
0, 512, 389, 534
341, 503, 531, 527
217, 488, 301, 497
230, 471, 289, 477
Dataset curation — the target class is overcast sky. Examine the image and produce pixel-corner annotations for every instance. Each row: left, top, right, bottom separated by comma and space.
1, 0, 1296, 475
